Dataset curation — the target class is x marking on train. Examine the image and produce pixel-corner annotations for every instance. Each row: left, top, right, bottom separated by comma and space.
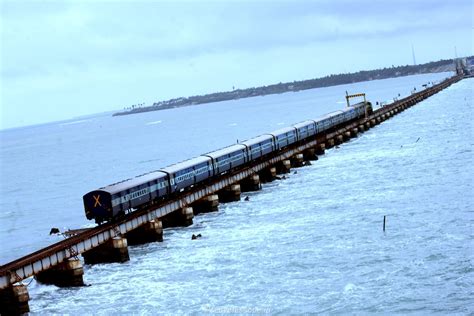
93, 195, 102, 207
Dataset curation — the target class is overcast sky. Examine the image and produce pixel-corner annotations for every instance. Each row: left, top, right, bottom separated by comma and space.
0, 0, 472, 129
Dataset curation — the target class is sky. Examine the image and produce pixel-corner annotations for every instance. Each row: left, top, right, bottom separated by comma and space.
0, 0, 472, 130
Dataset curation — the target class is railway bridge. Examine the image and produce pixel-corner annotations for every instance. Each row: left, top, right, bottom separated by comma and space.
0, 75, 462, 314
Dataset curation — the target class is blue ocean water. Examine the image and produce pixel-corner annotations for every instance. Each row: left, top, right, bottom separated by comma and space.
1, 72, 472, 314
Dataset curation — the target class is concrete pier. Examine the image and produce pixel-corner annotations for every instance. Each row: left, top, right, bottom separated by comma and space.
259, 167, 277, 183
290, 153, 304, 167
303, 148, 318, 161
351, 128, 358, 137
315, 144, 325, 155
0, 284, 29, 315
191, 194, 219, 214
125, 220, 163, 245
218, 184, 241, 202
276, 159, 291, 174
162, 207, 194, 228
358, 125, 365, 132
325, 138, 335, 149
335, 134, 344, 145
82, 237, 130, 264
343, 131, 352, 141
35, 258, 84, 287
240, 174, 261, 192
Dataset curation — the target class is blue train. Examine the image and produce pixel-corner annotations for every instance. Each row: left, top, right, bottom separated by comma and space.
83, 102, 371, 223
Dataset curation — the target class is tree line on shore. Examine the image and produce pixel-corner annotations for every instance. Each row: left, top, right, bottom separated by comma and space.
114, 57, 468, 117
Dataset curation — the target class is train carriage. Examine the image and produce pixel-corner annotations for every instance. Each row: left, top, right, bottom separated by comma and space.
341, 106, 358, 121
315, 110, 343, 132
160, 156, 213, 193
268, 127, 298, 150
203, 144, 248, 174
293, 120, 317, 141
83, 170, 169, 223
241, 135, 275, 160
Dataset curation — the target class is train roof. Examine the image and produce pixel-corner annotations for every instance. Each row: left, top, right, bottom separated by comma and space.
203, 144, 247, 158
241, 134, 274, 146
293, 120, 316, 129
100, 170, 168, 194
268, 126, 297, 136
313, 110, 343, 122
324, 110, 345, 117
350, 101, 369, 108
160, 156, 211, 174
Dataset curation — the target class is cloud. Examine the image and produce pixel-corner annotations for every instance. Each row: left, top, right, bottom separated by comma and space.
3, 0, 470, 77
0, 0, 472, 129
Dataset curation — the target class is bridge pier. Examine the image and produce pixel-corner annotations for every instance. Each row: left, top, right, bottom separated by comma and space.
259, 167, 277, 183
191, 194, 219, 214
240, 174, 261, 192
325, 138, 335, 149
218, 184, 241, 202
125, 220, 163, 245
303, 148, 318, 161
82, 237, 130, 265
343, 131, 351, 141
290, 153, 304, 167
335, 135, 343, 145
162, 207, 194, 228
358, 125, 365, 132
350, 128, 358, 137
35, 258, 84, 287
276, 159, 291, 174
365, 122, 371, 129
0, 284, 29, 315
315, 144, 325, 155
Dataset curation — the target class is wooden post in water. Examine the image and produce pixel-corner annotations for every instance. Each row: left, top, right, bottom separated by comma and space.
383, 215, 386, 232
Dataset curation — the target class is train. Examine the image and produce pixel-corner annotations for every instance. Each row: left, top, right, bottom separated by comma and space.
83, 101, 372, 223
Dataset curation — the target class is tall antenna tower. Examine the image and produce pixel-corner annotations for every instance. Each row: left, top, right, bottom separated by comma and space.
411, 44, 417, 65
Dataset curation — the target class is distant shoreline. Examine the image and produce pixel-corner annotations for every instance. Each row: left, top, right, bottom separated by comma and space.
113, 57, 467, 117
